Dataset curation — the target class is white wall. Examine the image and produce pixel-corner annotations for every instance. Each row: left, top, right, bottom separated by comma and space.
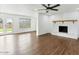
38, 11, 79, 39
38, 14, 50, 35
49, 11, 79, 39
49, 11, 78, 20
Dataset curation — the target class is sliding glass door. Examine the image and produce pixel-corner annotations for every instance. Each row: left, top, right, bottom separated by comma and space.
0, 17, 14, 54
0, 18, 4, 33
0, 17, 31, 34
0, 17, 13, 34
6, 18, 13, 33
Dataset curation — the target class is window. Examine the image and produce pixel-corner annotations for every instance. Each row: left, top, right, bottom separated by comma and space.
6, 18, 13, 32
0, 18, 3, 33
19, 18, 31, 28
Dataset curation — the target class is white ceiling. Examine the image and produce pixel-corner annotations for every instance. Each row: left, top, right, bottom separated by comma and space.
26, 4, 79, 14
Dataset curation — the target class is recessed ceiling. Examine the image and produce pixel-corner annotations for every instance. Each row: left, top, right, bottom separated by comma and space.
26, 4, 79, 14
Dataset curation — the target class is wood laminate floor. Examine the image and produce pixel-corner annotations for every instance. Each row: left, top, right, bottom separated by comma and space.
31, 33, 79, 55
0, 32, 79, 55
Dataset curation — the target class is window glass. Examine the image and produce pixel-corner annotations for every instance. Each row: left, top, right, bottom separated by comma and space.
19, 18, 31, 28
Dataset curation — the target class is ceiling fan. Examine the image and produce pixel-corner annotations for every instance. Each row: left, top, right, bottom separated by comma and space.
36, 4, 60, 13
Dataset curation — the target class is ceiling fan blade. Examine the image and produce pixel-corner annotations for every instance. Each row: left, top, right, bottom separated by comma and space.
38, 9, 47, 11
51, 4, 60, 8
42, 4, 47, 8
51, 9, 58, 11
34, 8, 46, 11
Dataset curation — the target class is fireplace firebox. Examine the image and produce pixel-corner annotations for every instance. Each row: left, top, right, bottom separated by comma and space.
59, 26, 68, 33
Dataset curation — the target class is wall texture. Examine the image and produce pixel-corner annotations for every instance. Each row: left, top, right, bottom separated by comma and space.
38, 11, 79, 39
38, 14, 50, 35
49, 11, 79, 39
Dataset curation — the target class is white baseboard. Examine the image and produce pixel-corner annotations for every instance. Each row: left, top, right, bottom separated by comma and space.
50, 32, 78, 39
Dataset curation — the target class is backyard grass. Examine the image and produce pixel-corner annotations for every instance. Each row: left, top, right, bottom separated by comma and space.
0, 28, 3, 32
0, 28, 12, 32
7, 28, 13, 32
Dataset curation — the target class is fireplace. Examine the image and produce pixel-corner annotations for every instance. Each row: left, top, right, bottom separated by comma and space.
59, 26, 68, 33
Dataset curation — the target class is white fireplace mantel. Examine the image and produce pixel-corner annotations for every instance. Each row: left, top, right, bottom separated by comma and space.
51, 22, 79, 39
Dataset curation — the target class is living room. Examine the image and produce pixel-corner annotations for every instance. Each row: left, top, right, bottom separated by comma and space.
1, 0, 79, 59
0, 4, 79, 55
